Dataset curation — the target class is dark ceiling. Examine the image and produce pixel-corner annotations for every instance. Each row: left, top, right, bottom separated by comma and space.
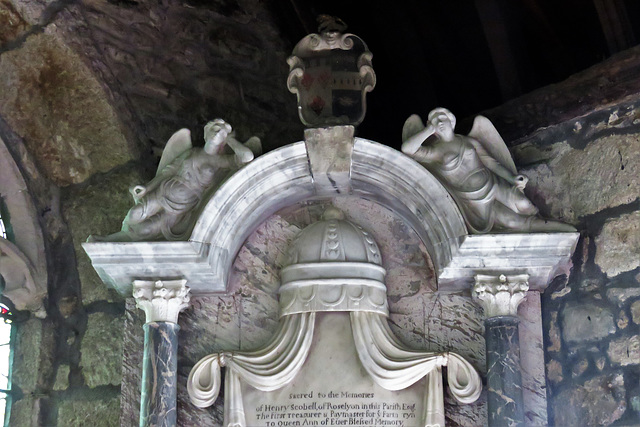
270, 0, 640, 146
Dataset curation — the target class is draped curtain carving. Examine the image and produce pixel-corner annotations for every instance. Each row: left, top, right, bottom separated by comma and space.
188, 311, 481, 427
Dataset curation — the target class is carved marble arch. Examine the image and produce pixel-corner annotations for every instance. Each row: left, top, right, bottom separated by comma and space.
183, 186, 486, 426
0, 136, 47, 315
84, 138, 468, 295
191, 138, 467, 293
85, 134, 577, 297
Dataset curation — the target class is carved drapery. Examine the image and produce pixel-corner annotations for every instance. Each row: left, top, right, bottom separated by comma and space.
350, 311, 482, 426
188, 310, 482, 427
188, 313, 316, 426
187, 209, 483, 427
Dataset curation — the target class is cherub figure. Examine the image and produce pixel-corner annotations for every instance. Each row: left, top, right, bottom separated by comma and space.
402, 108, 574, 233
90, 119, 261, 242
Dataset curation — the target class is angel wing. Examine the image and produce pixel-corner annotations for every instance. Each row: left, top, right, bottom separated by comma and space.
157, 128, 192, 175
402, 114, 425, 143
468, 115, 517, 176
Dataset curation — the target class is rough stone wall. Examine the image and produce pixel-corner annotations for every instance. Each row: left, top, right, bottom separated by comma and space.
485, 47, 640, 426
0, 0, 300, 425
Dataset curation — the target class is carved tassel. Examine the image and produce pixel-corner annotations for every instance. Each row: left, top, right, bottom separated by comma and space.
224, 369, 246, 427
187, 353, 222, 408
423, 366, 445, 427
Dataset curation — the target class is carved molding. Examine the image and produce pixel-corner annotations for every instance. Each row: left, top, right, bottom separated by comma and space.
279, 211, 388, 316
439, 232, 579, 291
472, 274, 530, 317
133, 279, 190, 323
279, 278, 388, 316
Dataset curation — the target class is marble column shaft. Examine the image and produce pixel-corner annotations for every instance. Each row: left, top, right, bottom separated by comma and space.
473, 274, 528, 427
133, 279, 190, 427
485, 316, 524, 427
140, 322, 180, 427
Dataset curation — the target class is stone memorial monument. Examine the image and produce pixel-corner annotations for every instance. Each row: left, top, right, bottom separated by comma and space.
187, 207, 482, 426
83, 16, 579, 427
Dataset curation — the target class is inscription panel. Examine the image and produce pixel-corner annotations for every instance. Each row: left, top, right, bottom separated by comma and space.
243, 313, 425, 427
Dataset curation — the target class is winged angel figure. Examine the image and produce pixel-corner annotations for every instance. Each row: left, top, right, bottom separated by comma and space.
402, 108, 574, 233
90, 119, 261, 242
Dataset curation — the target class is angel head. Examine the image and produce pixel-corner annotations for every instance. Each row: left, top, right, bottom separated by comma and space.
428, 107, 456, 140
204, 119, 233, 154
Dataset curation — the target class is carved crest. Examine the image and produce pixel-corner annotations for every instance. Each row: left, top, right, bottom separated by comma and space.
287, 17, 376, 127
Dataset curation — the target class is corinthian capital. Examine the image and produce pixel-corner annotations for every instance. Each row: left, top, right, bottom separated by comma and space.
472, 274, 529, 317
133, 279, 190, 323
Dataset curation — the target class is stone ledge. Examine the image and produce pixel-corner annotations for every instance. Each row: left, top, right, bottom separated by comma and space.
82, 240, 213, 295
438, 232, 579, 292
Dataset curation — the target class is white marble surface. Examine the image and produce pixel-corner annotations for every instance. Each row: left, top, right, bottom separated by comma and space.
439, 232, 579, 291
83, 138, 471, 296
157, 199, 488, 426
133, 279, 190, 323
83, 142, 314, 295
93, 131, 567, 426
351, 138, 467, 279
279, 208, 388, 316
187, 208, 482, 426
84, 135, 576, 301
82, 240, 213, 295
473, 274, 529, 317
304, 126, 354, 195
401, 108, 576, 234
241, 313, 428, 427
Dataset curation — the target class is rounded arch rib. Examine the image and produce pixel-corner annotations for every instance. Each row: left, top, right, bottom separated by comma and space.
189, 138, 467, 293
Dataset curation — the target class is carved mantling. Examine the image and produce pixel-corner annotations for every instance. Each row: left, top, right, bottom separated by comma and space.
133, 279, 191, 323
472, 274, 529, 317
287, 26, 376, 127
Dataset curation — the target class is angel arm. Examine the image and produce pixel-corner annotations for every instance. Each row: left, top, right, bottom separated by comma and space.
402, 124, 436, 156
225, 136, 255, 165
401, 114, 438, 163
